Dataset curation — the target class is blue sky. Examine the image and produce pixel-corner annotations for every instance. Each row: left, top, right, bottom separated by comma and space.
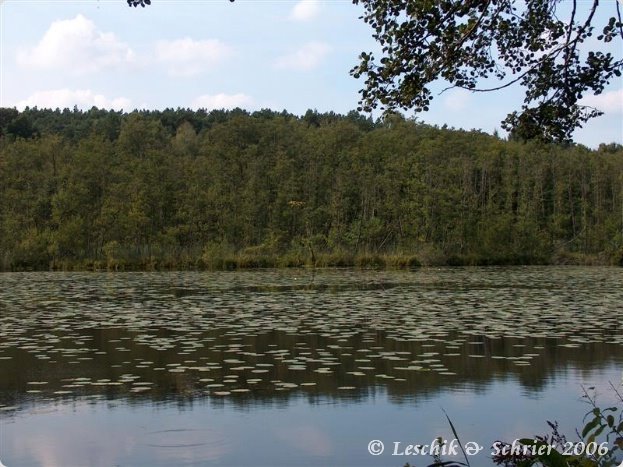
0, 0, 621, 147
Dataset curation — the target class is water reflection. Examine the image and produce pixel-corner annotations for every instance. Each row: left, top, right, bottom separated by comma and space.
2, 367, 621, 467
0, 267, 622, 465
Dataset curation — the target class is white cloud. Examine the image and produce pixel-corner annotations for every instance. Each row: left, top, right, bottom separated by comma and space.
580, 89, 623, 114
191, 93, 253, 110
16, 89, 132, 111
443, 89, 472, 111
274, 42, 330, 71
290, 0, 321, 21
17, 15, 134, 74
155, 38, 232, 77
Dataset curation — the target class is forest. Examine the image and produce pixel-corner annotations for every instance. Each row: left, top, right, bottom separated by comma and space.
0, 106, 622, 271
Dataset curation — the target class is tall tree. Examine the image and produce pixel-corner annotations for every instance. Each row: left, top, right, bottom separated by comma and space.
351, 0, 623, 142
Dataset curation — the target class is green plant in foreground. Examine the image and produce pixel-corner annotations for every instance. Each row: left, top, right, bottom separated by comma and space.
421, 382, 623, 467
493, 383, 622, 467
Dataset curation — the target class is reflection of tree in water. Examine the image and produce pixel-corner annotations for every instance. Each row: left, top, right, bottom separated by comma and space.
1, 327, 621, 411
0, 269, 622, 412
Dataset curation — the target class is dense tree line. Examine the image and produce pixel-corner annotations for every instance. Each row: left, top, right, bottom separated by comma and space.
0, 107, 622, 270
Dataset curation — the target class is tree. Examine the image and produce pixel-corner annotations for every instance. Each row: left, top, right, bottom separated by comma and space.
6, 114, 37, 139
351, 0, 623, 143
0, 108, 19, 138
129, 0, 621, 143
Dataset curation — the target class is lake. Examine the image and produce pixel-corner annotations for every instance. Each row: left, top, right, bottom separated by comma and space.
1, 267, 622, 466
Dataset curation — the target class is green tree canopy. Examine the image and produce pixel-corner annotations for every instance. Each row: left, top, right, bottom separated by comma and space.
1, 106, 622, 270
351, 0, 623, 143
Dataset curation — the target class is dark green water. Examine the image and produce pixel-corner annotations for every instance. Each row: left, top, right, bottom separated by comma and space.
0, 267, 622, 466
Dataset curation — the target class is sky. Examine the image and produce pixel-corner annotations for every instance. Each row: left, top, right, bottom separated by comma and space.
0, 0, 621, 147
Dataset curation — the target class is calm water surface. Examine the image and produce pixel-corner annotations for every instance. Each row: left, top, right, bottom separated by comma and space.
0, 267, 622, 466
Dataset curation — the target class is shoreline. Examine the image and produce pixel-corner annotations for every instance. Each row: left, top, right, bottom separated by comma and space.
3, 251, 621, 272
